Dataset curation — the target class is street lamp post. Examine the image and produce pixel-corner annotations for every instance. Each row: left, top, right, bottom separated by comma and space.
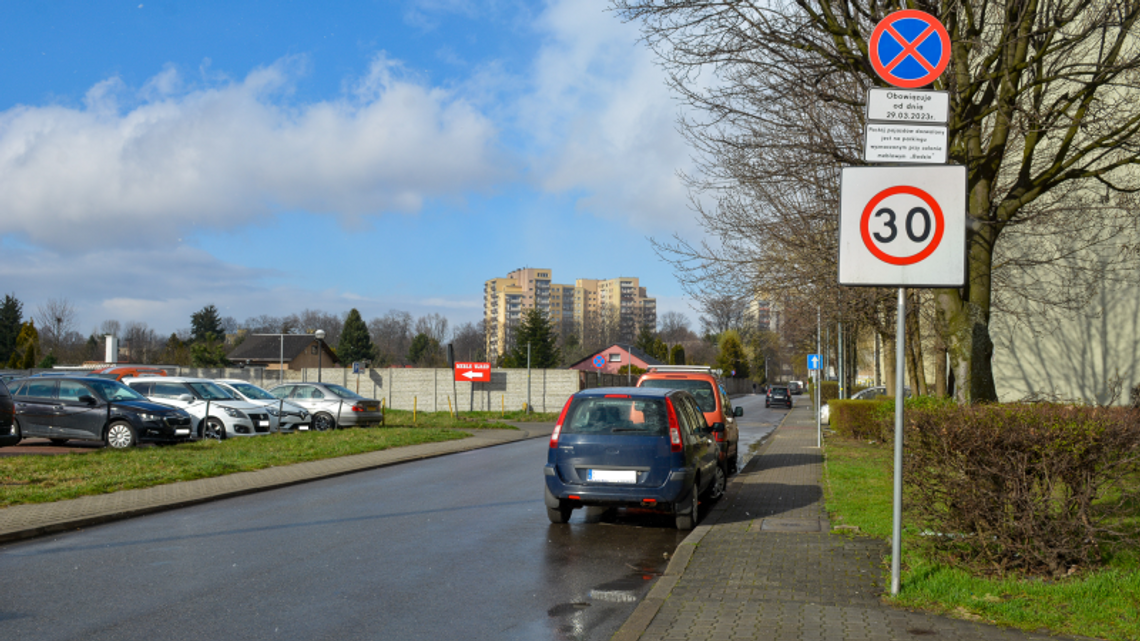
315, 329, 326, 383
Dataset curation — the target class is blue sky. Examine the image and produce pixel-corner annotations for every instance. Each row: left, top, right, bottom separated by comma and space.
0, 0, 702, 337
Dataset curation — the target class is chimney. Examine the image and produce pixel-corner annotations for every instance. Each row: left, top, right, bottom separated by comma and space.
105, 335, 119, 364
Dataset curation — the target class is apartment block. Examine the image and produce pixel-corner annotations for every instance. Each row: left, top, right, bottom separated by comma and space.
484, 268, 657, 362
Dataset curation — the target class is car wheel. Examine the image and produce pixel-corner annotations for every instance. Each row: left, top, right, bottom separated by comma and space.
49, 438, 68, 446
313, 412, 336, 432
545, 487, 573, 524
202, 418, 226, 441
104, 421, 136, 449
704, 464, 727, 502
8, 418, 22, 445
674, 482, 697, 530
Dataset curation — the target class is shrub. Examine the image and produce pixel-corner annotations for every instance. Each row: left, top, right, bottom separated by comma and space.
830, 399, 889, 440
904, 404, 1140, 578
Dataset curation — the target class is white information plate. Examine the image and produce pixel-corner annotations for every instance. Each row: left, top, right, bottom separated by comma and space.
839, 165, 966, 287
864, 124, 948, 164
867, 88, 949, 123
587, 469, 637, 483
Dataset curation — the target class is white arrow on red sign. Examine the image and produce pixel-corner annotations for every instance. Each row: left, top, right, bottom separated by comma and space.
454, 362, 491, 383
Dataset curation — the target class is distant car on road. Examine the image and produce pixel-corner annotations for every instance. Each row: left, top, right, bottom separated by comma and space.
766, 385, 793, 409
544, 386, 725, 530
819, 386, 907, 425
4, 376, 193, 448
788, 380, 804, 395
267, 382, 382, 431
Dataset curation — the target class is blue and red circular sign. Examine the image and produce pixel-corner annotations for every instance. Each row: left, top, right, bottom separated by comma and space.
592, 354, 606, 368
869, 10, 951, 89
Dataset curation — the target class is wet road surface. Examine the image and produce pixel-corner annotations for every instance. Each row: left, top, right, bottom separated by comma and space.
0, 398, 791, 641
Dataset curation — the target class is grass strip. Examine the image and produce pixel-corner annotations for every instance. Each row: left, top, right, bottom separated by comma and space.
0, 411, 524, 507
823, 437, 1140, 641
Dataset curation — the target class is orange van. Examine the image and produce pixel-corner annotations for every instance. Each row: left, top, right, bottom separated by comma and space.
635, 365, 742, 474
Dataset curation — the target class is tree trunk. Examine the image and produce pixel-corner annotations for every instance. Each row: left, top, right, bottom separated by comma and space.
906, 291, 928, 396
934, 223, 999, 404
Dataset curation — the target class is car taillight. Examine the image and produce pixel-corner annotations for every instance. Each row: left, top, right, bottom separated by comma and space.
665, 398, 683, 453
715, 431, 725, 442
551, 397, 572, 448
351, 403, 365, 412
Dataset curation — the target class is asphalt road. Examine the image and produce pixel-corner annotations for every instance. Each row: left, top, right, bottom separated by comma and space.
0, 397, 790, 641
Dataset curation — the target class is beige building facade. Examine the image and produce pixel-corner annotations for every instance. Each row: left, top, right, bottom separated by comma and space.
484, 268, 657, 363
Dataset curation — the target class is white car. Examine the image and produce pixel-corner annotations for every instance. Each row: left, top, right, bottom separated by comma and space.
215, 379, 311, 432
124, 376, 273, 440
820, 386, 903, 424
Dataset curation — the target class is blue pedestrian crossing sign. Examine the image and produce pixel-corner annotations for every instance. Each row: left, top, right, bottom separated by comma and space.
807, 354, 821, 371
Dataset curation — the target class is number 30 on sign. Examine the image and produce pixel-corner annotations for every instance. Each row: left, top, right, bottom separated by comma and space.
838, 165, 966, 287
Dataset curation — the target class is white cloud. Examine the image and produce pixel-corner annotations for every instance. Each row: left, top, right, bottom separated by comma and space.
521, 0, 699, 233
0, 55, 504, 251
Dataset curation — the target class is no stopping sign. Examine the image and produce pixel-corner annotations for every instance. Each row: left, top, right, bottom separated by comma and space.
839, 166, 965, 287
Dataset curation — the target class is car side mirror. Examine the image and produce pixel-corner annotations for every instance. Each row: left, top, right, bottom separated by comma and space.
179, 394, 195, 403
733, 407, 743, 417
709, 422, 725, 434
78, 395, 97, 405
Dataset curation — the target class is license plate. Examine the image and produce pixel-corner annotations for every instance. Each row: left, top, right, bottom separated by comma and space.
587, 469, 637, 483
364, 404, 378, 411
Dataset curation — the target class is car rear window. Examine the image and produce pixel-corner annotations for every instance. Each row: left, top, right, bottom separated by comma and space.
637, 378, 716, 412
562, 397, 667, 436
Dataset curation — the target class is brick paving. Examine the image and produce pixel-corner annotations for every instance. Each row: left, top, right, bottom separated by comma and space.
614, 406, 1088, 641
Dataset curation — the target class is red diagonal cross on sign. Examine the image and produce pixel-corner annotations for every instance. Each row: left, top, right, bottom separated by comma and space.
869, 9, 951, 89
883, 23, 937, 74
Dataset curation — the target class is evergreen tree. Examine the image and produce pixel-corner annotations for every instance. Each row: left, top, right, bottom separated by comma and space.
651, 337, 669, 362
162, 333, 191, 367
337, 308, 377, 365
190, 305, 225, 343
503, 309, 560, 369
190, 333, 230, 367
407, 333, 440, 366
716, 330, 750, 379
634, 326, 656, 354
0, 294, 23, 365
669, 343, 686, 365
9, 320, 39, 369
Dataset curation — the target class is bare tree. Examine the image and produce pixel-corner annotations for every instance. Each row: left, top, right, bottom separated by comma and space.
658, 310, 697, 343
415, 313, 450, 345
291, 309, 344, 346
369, 310, 413, 366
100, 319, 121, 338
123, 321, 159, 364
450, 321, 486, 363
34, 298, 78, 360
615, 0, 1140, 402
699, 295, 746, 336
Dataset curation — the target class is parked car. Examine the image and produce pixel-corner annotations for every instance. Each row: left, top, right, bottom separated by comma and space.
766, 385, 793, 409
4, 376, 193, 448
544, 387, 725, 530
820, 386, 907, 425
215, 379, 311, 432
267, 382, 382, 431
124, 376, 272, 440
636, 365, 742, 474
88, 366, 170, 381
0, 380, 17, 447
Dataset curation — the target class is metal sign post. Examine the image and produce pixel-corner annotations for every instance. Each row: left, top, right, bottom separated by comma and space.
892, 288, 906, 595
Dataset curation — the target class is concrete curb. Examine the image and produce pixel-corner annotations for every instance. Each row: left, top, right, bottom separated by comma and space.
610, 410, 792, 641
0, 424, 552, 545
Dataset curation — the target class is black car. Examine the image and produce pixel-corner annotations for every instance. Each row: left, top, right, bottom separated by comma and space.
545, 387, 725, 530
766, 385, 793, 409
6, 376, 194, 448
0, 380, 17, 447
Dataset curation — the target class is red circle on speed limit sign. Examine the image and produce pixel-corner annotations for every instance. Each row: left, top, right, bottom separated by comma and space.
860, 185, 944, 265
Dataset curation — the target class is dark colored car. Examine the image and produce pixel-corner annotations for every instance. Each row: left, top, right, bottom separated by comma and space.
6, 376, 194, 448
766, 385, 793, 409
544, 387, 725, 530
0, 381, 17, 447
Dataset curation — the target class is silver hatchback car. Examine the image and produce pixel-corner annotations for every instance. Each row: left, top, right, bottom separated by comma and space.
267, 382, 382, 431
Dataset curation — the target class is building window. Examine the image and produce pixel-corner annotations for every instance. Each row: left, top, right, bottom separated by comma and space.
609, 353, 622, 362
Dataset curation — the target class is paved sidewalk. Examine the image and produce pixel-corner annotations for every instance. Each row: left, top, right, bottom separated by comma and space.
0, 422, 551, 544
614, 405, 1084, 641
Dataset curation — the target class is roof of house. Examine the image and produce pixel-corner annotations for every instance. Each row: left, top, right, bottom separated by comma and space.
227, 334, 335, 363
567, 343, 666, 369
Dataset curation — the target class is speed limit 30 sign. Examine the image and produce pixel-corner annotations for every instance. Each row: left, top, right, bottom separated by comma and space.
838, 165, 966, 287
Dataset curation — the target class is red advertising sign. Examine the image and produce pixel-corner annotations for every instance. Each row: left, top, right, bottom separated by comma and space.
454, 362, 491, 382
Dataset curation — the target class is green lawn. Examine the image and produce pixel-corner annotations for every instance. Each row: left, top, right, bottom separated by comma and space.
823, 438, 1140, 641
1, 411, 520, 507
